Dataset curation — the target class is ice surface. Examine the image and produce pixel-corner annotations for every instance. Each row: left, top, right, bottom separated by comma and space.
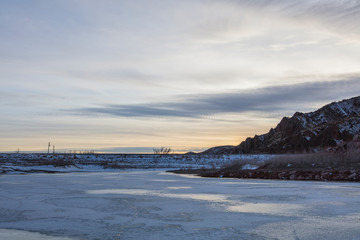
1, 170, 360, 240
0, 229, 74, 240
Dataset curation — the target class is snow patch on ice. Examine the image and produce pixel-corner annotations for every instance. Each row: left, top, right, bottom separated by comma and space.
0, 229, 75, 240
241, 164, 259, 170
166, 186, 192, 190
87, 188, 230, 202
87, 189, 153, 195
226, 203, 302, 215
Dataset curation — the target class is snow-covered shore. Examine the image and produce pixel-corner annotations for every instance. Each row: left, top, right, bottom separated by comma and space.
0, 153, 273, 174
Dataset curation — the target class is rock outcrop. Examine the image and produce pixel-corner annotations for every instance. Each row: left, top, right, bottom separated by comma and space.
202, 96, 360, 154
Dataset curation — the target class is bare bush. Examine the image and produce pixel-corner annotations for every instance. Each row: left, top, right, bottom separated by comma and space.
153, 147, 172, 155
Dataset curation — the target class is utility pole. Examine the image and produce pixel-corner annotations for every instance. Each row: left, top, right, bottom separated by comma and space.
48, 142, 51, 154
53, 145, 55, 154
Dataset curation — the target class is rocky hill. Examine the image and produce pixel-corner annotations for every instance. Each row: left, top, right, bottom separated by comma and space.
203, 96, 360, 154
201, 145, 236, 155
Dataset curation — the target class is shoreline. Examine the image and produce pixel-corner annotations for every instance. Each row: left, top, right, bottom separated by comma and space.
168, 168, 360, 182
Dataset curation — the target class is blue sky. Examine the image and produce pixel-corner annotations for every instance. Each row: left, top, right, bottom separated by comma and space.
1, 0, 360, 153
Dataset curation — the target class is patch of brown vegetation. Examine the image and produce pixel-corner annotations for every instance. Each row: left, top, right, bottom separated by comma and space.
174, 151, 360, 182
201, 169, 360, 182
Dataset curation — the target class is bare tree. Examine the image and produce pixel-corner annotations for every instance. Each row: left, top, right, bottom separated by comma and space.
153, 147, 172, 154
48, 142, 51, 154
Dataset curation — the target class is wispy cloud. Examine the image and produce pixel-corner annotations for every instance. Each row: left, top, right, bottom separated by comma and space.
236, 0, 360, 37
269, 41, 318, 51
74, 76, 360, 119
2, 0, 360, 151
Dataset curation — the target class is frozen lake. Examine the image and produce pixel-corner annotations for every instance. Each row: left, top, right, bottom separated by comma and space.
1, 170, 360, 240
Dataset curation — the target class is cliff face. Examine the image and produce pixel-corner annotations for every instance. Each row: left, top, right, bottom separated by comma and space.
234, 96, 360, 154
203, 96, 360, 154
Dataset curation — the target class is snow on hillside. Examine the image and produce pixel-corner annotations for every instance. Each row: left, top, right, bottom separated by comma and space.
306, 96, 360, 127
230, 96, 360, 154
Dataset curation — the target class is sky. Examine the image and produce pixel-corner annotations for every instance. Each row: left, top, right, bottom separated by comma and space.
1, 0, 360, 153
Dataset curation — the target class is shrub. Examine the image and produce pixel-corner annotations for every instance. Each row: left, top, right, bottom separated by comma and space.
153, 147, 172, 154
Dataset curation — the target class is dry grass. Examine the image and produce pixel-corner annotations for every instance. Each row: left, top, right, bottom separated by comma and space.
17, 156, 77, 167
222, 159, 263, 170
259, 151, 360, 171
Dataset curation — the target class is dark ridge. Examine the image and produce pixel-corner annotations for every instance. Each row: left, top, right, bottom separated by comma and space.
201, 96, 360, 154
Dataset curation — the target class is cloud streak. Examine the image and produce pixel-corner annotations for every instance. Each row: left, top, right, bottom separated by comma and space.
74, 76, 360, 119
238, 0, 360, 36
2, 0, 360, 151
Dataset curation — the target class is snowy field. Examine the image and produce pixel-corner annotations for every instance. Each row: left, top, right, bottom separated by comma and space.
1, 170, 360, 240
0, 153, 273, 173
